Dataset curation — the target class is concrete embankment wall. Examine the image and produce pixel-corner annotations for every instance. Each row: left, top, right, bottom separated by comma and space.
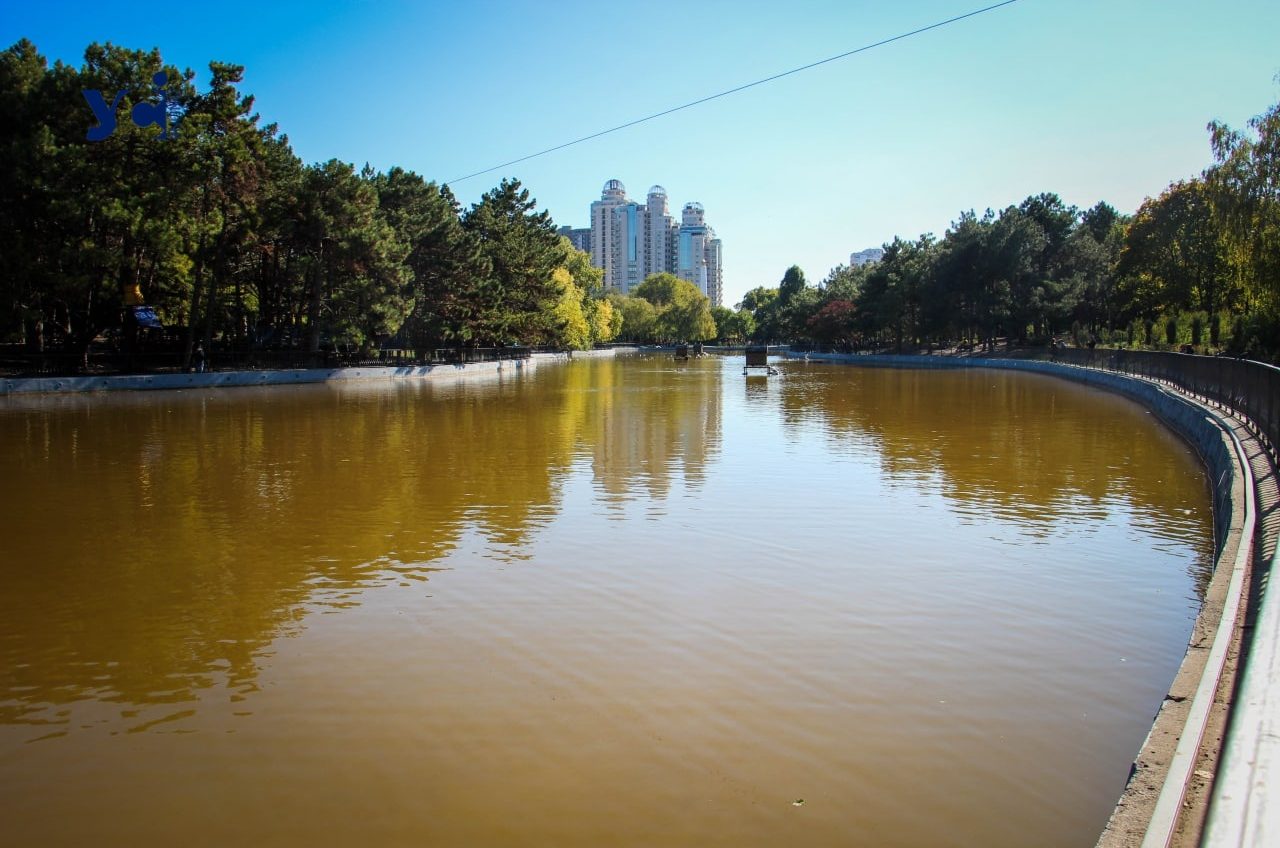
0, 347, 637, 397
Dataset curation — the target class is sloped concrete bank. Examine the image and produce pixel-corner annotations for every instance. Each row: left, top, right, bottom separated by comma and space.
786, 352, 1256, 848
0, 347, 637, 397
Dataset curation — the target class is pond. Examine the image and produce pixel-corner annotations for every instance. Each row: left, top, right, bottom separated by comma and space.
0, 355, 1212, 847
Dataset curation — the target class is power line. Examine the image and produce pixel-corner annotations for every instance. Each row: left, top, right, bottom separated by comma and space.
446, 0, 1021, 184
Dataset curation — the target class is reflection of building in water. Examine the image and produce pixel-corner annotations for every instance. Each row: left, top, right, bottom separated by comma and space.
579, 360, 723, 502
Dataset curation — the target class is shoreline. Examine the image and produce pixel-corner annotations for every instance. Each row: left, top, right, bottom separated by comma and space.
0, 347, 634, 397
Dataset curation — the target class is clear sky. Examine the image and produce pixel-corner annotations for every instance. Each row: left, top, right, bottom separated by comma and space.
3, 0, 1278, 307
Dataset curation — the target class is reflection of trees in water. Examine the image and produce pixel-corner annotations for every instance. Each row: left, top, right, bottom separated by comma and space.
0, 358, 721, 725
777, 366, 1214, 541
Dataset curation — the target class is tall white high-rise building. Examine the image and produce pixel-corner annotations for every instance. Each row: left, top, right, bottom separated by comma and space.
581, 179, 722, 304
645, 186, 677, 282
590, 179, 631, 291
676, 202, 722, 305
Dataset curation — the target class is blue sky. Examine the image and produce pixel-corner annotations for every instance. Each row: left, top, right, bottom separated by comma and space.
3, 0, 1278, 307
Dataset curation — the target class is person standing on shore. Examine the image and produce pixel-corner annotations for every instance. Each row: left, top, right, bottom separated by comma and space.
194, 344, 206, 373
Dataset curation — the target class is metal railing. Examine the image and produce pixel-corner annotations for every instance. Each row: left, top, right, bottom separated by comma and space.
788, 342, 1280, 463
1048, 347, 1280, 463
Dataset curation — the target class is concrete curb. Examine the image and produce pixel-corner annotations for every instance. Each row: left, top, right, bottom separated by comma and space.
0, 360, 525, 397
1205, 476, 1280, 845
0, 347, 636, 397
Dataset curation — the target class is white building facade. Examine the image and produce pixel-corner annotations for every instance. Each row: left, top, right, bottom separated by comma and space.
675, 202, 722, 307
850, 247, 885, 267
580, 179, 723, 304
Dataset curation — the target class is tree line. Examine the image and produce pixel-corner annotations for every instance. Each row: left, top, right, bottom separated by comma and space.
0, 40, 627, 366
735, 87, 1280, 360
3, 39, 1277, 363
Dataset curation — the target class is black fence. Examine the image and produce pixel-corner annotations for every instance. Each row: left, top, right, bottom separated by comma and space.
789, 342, 1279, 461
0, 346, 535, 377
1047, 347, 1280, 461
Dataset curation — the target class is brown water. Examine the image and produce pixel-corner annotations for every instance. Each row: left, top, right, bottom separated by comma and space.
0, 356, 1213, 847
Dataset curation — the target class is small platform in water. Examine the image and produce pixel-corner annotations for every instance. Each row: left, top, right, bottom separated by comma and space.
744, 345, 778, 375
673, 343, 705, 361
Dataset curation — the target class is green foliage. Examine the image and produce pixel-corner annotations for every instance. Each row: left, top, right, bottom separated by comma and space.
766, 85, 1280, 362
709, 305, 755, 342
709, 306, 734, 341
462, 178, 569, 345
632, 272, 684, 307
374, 167, 486, 349
818, 264, 866, 303
633, 273, 716, 341
1206, 97, 1280, 312
611, 293, 657, 342
737, 284, 785, 341
738, 286, 777, 313
587, 296, 619, 345
562, 243, 603, 296
1117, 179, 1235, 321
537, 246, 610, 350
778, 265, 806, 306
549, 267, 590, 349
297, 159, 411, 351
0, 40, 594, 359
806, 300, 858, 345
5, 39, 1280, 363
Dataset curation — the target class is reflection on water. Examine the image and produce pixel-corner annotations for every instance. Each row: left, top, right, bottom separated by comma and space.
0, 357, 1211, 847
778, 365, 1213, 558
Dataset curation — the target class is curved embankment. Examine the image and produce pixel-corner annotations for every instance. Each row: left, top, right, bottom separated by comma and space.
0, 348, 630, 397
786, 352, 1260, 848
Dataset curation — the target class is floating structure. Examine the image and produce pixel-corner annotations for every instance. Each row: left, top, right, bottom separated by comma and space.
744, 345, 778, 375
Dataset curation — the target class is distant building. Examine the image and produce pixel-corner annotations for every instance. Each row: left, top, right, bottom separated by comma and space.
557, 226, 591, 254
577, 179, 723, 304
676, 202, 722, 307
589, 179, 633, 292
850, 247, 885, 267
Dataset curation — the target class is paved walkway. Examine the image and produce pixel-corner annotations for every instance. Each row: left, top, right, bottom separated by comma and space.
1202, 408, 1280, 847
